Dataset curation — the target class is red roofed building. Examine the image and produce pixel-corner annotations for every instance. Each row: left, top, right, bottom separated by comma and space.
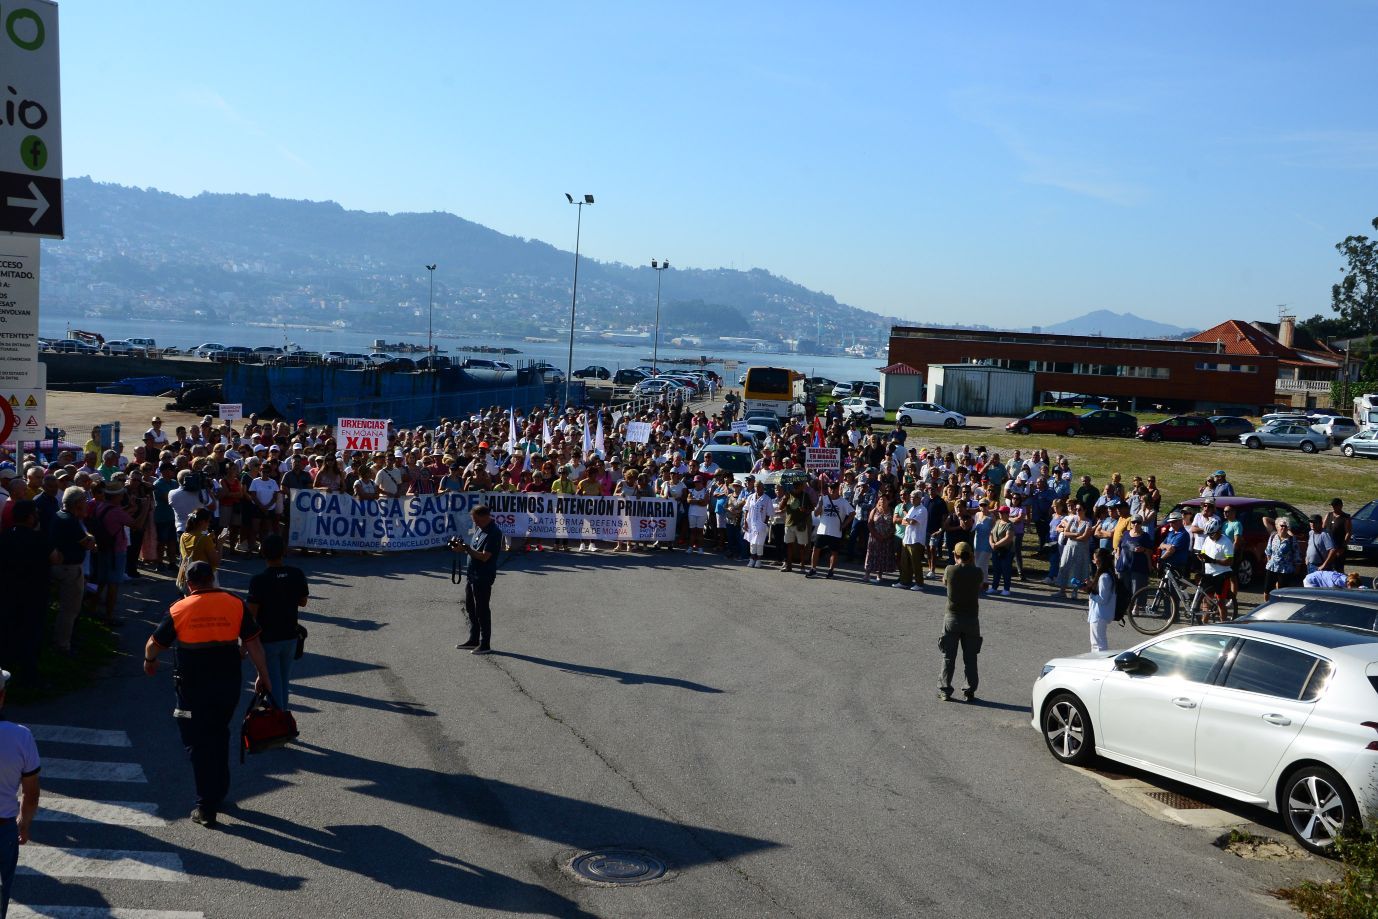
1188, 316, 1341, 409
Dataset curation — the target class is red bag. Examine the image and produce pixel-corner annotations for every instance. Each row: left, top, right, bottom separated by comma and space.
240, 690, 298, 762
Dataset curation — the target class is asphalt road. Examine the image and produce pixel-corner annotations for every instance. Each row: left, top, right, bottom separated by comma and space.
8, 546, 1337, 919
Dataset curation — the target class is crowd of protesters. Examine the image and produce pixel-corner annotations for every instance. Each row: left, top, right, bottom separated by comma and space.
0, 387, 1370, 686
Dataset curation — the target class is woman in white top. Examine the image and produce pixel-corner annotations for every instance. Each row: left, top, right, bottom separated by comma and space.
1056, 503, 1093, 598
686, 476, 709, 554
1084, 548, 1117, 652
743, 480, 774, 568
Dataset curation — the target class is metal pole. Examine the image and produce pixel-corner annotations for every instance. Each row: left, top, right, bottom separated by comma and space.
426, 264, 436, 361
565, 203, 584, 408
652, 261, 664, 371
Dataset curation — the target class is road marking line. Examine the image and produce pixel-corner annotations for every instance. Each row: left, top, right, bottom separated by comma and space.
9, 908, 203, 919
41, 759, 147, 783
17, 846, 187, 882
36, 794, 166, 827
25, 725, 133, 747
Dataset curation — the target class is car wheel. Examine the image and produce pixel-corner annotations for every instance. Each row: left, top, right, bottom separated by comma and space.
1282, 766, 1359, 855
1343, 444, 1356, 457
1017, 425, 1030, 435
1065, 426, 1078, 437
1148, 431, 1162, 442
944, 418, 957, 428
1301, 440, 1317, 454
1197, 435, 1212, 446
1041, 693, 1095, 765
1237, 554, 1256, 589
1246, 437, 1262, 450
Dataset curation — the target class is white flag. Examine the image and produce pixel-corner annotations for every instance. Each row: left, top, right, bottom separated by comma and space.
542, 416, 552, 447
594, 411, 605, 457
506, 406, 518, 453
582, 413, 592, 458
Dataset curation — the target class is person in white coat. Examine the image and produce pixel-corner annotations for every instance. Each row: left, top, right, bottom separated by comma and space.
1084, 547, 1117, 652
743, 478, 774, 569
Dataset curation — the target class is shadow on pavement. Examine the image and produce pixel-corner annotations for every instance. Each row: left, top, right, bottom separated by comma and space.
290, 682, 436, 717
494, 651, 725, 694
962, 698, 1031, 714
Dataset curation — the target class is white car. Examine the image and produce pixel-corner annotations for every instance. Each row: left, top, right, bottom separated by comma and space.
897, 401, 966, 428
830, 382, 854, 398
367, 353, 394, 365
693, 445, 756, 482
193, 342, 227, 358
837, 396, 885, 421
632, 378, 679, 395
1033, 621, 1378, 854
1312, 416, 1359, 442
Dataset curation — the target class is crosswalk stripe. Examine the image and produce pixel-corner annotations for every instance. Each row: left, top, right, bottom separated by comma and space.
41, 759, 147, 783
25, 725, 133, 747
17, 846, 187, 882
36, 794, 166, 827
9, 908, 203, 919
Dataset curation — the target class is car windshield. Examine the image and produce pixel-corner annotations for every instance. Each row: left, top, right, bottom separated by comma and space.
705, 451, 753, 473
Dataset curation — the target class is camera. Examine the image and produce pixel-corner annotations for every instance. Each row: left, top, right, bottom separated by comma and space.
449, 537, 464, 550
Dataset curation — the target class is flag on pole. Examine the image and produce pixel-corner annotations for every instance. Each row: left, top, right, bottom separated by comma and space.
593, 410, 605, 457
582, 413, 592, 458
541, 416, 552, 447
522, 449, 532, 472
506, 406, 518, 453
811, 416, 825, 449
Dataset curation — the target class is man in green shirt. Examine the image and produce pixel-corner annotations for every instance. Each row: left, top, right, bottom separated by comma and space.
940, 541, 985, 702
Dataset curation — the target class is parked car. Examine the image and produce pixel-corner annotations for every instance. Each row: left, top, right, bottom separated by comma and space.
160, 346, 182, 356
537, 366, 565, 383
127, 337, 157, 352
838, 396, 886, 421
897, 401, 966, 428
573, 365, 611, 380
806, 376, 838, 394
858, 383, 880, 400
1312, 416, 1359, 442
632, 378, 676, 395
1136, 415, 1216, 445
377, 356, 416, 372
1159, 496, 1310, 588
100, 340, 145, 356
1078, 409, 1138, 437
1006, 409, 1082, 436
1346, 498, 1378, 561
1033, 620, 1378, 854
1241, 421, 1331, 453
830, 382, 854, 398
415, 355, 452, 370
1240, 588, 1378, 632
271, 350, 320, 366
193, 342, 228, 358
210, 346, 259, 364
613, 368, 648, 386
744, 412, 782, 434
463, 358, 514, 371
50, 338, 99, 353
1261, 411, 1312, 425
1339, 429, 1378, 459
253, 346, 284, 359
1209, 416, 1255, 440
367, 352, 394, 365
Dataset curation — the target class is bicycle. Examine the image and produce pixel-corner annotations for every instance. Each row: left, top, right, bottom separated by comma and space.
1126, 561, 1237, 635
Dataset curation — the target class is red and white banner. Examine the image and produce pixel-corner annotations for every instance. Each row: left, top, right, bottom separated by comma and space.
338, 417, 387, 452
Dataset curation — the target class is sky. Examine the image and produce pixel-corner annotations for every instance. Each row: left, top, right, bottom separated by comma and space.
49, 0, 1378, 327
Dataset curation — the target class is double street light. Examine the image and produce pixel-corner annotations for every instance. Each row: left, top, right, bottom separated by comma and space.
564, 193, 594, 406
425, 263, 437, 362
650, 258, 669, 371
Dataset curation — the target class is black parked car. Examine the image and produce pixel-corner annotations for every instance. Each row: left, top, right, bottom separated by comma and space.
1209, 415, 1256, 439
573, 365, 611, 380
1078, 409, 1138, 436
614, 368, 648, 386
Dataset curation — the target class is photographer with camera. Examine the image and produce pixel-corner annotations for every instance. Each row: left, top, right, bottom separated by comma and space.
452, 505, 505, 656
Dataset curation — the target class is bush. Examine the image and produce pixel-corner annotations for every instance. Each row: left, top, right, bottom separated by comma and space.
1276, 832, 1378, 918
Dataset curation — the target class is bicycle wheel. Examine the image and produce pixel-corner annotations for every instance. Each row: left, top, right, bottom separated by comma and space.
1128, 583, 1178, 635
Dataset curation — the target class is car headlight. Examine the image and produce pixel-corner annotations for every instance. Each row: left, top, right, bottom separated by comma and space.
1039, 664, 1055, 679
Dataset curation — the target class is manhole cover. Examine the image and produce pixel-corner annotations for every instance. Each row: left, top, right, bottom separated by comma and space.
568, 849, 667, 886
1146, 790, 1212, 810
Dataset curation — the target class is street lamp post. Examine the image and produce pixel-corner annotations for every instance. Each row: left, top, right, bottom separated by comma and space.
425, 264, 437, 362
564, 193, 594, 407
650, 258, 669, 371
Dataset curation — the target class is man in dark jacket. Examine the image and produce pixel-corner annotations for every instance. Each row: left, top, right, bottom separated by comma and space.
940, 541, 985, 702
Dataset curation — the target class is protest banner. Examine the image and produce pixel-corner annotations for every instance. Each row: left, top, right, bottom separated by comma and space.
730, 420, 749, 434
805, 447, 842, 473
338, 417, 387, 452
218, 402, 243, 421
286, 490, 678, 551
625, 420, 652, 444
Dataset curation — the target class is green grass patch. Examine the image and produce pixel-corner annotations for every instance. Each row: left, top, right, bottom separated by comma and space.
6, 603, 122, 704
1275, 832, 1378, 918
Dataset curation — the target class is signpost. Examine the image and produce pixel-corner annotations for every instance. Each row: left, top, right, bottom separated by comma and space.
0, 0, 62, 238
0, 235, 39, 386
218, 402, 243, 421
338, 417, 387, 452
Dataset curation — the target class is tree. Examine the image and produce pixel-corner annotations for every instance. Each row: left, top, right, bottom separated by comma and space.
1332, 217, 1378, 339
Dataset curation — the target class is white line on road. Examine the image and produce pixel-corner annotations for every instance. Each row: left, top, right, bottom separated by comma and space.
36, 794, 166, 827
25, 725, 133, 747
17, 846, 187, 882
9, 908, 203, 919
40, 759, 147, 783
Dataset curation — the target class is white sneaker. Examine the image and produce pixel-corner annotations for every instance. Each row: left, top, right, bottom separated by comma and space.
910, 585, 923, 592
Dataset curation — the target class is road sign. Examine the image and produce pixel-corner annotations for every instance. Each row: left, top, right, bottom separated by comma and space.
0, 234, 39, 385
1, 382, 44, 443
218, 402, 243, 421
0, 0, 63, 238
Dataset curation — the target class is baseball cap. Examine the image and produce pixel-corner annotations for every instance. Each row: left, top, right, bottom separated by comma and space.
1213, 470, 1226, 477
997, 505, 1010, 513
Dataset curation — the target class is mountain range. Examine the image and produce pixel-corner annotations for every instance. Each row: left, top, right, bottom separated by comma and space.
39, 178, 1197, 347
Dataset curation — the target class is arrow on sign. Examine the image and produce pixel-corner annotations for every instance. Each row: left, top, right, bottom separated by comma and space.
7, 181, 49, 226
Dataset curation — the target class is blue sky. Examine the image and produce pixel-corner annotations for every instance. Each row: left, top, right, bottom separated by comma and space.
56, 0, 1378, 327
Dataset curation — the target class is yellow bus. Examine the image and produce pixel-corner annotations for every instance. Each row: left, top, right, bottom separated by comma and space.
742, 366, 804, 419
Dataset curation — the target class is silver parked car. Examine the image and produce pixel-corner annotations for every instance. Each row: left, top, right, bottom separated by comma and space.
1340, 429, 1378, 459
1241, 421, 1331, 453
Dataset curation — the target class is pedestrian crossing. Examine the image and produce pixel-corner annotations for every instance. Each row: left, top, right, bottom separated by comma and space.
13, 723, 198, 918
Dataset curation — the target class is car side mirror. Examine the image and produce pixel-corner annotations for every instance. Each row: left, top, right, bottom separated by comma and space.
1113, 651, 1141, 672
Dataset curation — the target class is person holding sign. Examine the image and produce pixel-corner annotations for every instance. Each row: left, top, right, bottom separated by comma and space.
809, 480, 854, 579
